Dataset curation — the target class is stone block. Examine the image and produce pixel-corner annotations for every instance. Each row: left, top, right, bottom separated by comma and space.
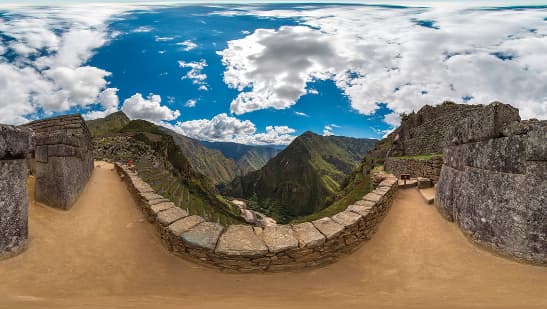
35, 145, 48, 163
312, 217, 344, 240
168, 215, 204, 236
0, 160, 28, 258
215, 225, 268, 256
0, 125, 33, 159
347, 204, 372, 217
331, 211, 362, 229
354, 199, 375, 207
525, 124, 547, 161
156, 207, 188, 226
292, 222, 325, 248
150, 202, 175, 215
362, 192, 383, 203
448, 102, 520, 145
262, 225, 298, 253
417, 177, 432, 189
181, 222, 224, 250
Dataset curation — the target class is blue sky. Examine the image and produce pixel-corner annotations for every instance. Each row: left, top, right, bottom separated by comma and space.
0, 2, 546, 144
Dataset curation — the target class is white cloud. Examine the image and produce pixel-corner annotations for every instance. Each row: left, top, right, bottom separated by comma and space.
133, 26, 152, 33
155, 36, 175, 42
307, 88, 319, 95
185, 99, 197, 108
383, 112, 401, 127
0, 4, 134, 124
122, 93, 180, 123
169, 113, 296, 145
295, 111, 309, 117
178, 59, 209, 90
323, 123, 340, 136
218, 6, 547, 123
177, 40, 197, 51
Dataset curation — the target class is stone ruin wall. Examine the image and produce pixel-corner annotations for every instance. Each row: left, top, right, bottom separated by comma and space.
0, 125, 33, 259
23, 114, 94, 210
435, 103, 546, 265
384, 156, 443, 182
115, 163, 398, 272
395, 102, 483, 156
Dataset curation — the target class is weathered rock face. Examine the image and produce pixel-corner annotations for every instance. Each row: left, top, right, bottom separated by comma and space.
385, 156, 443, 182
436, 103, 546, 265
23, 114, 94, 210
0, 125, 33, 259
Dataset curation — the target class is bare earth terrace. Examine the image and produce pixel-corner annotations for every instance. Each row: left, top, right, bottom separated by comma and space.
0, 161, 545, 308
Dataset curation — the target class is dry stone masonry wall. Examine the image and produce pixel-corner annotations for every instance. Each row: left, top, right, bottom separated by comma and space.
435, 103, 546, 265
0, 125, 33, 259
385, 156, 443, 182
115, 163, 398, 272
388, 102, 481, 156
23, 114, 94, 210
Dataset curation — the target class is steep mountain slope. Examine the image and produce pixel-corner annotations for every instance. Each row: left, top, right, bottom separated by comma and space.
91, 119, 244, 225
160, 128, 240, 185
200, 141, 281, 175
224, 131, 377, 223
86, 111, 130, 137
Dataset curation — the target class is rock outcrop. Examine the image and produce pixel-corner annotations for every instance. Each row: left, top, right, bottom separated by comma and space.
435, 102, 546, 265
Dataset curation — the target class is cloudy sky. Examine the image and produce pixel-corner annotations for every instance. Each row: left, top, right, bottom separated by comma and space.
0, 2, 545, 144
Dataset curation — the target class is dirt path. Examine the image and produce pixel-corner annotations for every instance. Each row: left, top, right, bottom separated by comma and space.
0, 161, 545, 308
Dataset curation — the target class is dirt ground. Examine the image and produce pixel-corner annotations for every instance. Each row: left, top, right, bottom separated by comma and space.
0, 161, 545, 309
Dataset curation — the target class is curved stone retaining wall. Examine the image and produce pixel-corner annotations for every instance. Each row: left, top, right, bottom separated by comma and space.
0, 125, 33, 259
385, 156, 443, 182
115, 163, 398, 272
436, 103, 546, 265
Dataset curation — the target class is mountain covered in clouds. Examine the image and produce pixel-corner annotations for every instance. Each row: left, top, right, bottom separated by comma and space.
224, 131, 377, 223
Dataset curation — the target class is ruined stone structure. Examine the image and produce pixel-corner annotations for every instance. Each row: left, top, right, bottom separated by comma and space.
390, 102, 483, 156
0, 125, 33, 259
116, 163, 398, 272
436, 103, 546, 265
23, 114, 94, 210
385, 156, 443, 182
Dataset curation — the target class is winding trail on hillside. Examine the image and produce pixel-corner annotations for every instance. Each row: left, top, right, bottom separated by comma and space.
1, 162, 546, 309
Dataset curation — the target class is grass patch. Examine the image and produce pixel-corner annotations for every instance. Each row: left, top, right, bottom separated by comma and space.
292, 171, 371, 223
390, 153, 442, 160
371, 165, 384, 173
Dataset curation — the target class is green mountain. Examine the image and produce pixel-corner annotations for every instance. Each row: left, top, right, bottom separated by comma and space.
160, 128, 240, 185
224, 131, 377, 223
200, 141, 282, 175
86, 111, 130, 137
88, 116, 244, 225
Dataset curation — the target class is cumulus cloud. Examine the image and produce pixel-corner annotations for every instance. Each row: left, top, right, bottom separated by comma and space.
177, 40, 197, 51
83, 88, 120, 120
179, 59, 208, 91
122, 93, 181, 123
218, 5, 547, 123
169, 113, 296, 145
0, 4, 134, 124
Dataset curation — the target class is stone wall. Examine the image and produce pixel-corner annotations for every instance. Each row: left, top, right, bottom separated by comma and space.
385, 156, 443, 182
115, 163, 398, 272
435, 102, 546, 265
23, 114, 94, 209
0, 125, 33, 259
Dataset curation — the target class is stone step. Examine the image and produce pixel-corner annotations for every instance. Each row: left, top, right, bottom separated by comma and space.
419, 187, 435, 204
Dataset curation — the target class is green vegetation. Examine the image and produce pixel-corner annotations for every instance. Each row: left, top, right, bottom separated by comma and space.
224, 131, 377, 223
88, 113, 244, 225
293, 162, 372, 223
389, 153, 443, 160
86, 111, 130, 137
200, 140, 282, 176
371, 165, 384, 174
